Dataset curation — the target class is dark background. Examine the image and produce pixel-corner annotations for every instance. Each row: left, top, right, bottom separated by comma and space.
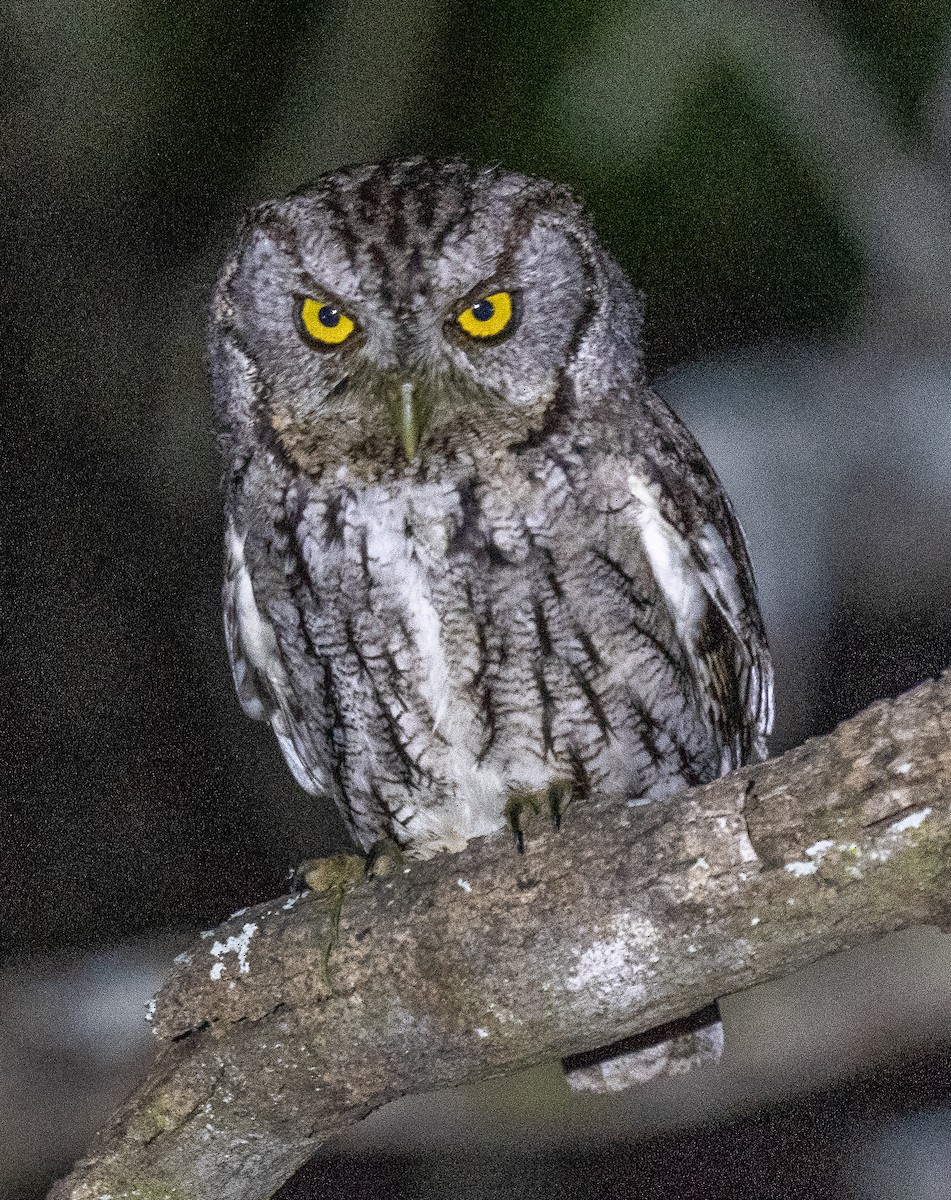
4, 1, 951, 1197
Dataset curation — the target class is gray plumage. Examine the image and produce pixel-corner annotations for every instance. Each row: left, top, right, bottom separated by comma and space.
210, 157, 773, 861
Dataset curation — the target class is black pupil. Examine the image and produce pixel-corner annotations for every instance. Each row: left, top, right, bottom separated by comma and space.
471, 299, 495, 322
318, 304, 340, 328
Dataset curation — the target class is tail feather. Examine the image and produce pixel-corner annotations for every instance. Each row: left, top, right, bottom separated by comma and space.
562, 1001, 723, 1093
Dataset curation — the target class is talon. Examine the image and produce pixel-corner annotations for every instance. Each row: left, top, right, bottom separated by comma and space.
366, 838, 407, 878
512, 819, 526, 855
549, 780, 571, 832
504, 783, 570, 852
504, 789, 536, 854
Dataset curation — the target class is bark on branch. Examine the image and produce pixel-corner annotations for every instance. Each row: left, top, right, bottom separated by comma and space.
49, 674, 951, 1200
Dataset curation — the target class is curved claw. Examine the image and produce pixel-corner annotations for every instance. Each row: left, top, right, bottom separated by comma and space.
504, 780, 572, 853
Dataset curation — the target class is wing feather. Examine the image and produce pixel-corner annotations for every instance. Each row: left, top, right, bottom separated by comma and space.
222, 520, 326, 794
624, 409, 773, 771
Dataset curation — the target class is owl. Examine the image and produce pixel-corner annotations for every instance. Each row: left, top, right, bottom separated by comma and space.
209, 157, 773, 867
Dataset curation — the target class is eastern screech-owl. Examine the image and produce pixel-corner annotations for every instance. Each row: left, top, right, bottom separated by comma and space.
210, 157, 773, 863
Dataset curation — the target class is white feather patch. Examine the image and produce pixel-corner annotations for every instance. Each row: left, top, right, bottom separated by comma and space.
628, 474, 706, 643
697, 522, 745, 638
225, 521, 289, 704
628, 472, 773, 763
225, 521, 328, 794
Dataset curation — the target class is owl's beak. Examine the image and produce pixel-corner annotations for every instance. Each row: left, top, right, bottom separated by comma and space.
392, 380, 424, 460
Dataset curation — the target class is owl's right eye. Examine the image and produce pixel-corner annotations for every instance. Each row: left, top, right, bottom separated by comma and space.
296, 296, 356, 347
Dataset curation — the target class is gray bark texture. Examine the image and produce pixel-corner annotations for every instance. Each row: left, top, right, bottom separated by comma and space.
49, 673, 951, 1200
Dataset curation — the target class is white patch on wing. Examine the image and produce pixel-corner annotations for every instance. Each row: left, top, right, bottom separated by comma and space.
628, 471, 772, 768
697, 523, 744, 638
272, 712, 323, 795
698, 522, 774, 747
225, 520, 289, 718
628, 474, 706, 643
224, 520, 326, 794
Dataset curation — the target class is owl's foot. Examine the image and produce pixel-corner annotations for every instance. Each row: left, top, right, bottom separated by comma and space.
294, 845, 408, 987
299, 852, 367, 896
293, 840, 407, 891
295, 853, 367, 988
504, 780, 572, 853
366, 837, 409, 879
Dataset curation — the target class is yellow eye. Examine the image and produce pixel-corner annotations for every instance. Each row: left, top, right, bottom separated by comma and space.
456, 291, 514, 340
298, 296, 356, 346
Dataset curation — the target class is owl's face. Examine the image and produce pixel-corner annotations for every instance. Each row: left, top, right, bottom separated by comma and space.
211, 159, 642, 481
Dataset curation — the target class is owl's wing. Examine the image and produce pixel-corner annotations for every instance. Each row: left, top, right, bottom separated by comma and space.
222, 519, 288, 721
624, 415, 773, 771
222, 520, 324, 794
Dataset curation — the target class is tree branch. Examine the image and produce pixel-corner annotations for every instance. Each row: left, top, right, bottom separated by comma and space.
49, 674, 951, 1200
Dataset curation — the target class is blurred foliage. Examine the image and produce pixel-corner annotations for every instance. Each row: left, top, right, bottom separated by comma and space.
4, 0, 951, 956
832, 0, 951, 128
577, 61, 864, 368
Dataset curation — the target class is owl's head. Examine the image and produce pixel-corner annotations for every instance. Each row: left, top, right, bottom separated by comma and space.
210, 158, 644, 481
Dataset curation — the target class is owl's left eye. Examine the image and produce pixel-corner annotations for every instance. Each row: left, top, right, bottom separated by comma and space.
297, 296, 356, 347
456, 291, 514, 340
